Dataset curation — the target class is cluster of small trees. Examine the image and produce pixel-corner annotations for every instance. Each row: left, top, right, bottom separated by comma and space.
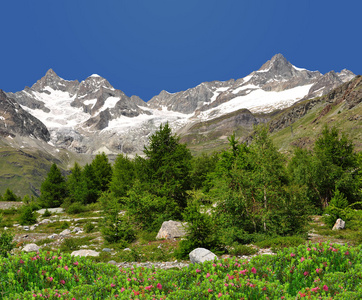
37, 123, 362, 256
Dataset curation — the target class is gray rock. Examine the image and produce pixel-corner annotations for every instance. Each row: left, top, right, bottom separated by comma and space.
30, 225, 36, 231
75, 230, 84, 234
123, 248, 131, 251
4, 227, 8, 231
332, 218, 345, 230
108, 260, 117, 265
189, 248, 217, 264
39, 219, 51, 225
72, 227, 82, 233
23, 226, 29, 231
102, 248, 112, 253
59, 229, 71, 236
23, 243, 40, 252
156, 220, 187, 239
71, 250, 100, 257
37, 208, 65, 215
48, 234, 58, 239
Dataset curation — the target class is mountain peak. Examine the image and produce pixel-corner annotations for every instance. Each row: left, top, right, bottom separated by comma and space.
45, 68, 58, 77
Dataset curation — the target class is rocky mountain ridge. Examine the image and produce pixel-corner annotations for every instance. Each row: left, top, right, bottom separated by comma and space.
2, 54, 356, 157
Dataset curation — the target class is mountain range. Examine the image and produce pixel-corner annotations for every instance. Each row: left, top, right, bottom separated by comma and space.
0, 54, 360, 196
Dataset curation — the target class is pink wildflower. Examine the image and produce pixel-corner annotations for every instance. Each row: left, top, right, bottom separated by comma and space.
316, 268, 322, 273
218, 293, 222, 298
58, 256, 62, 260
311, 287, 320, 292
48, 277, 53, 282
345, 251, 349, 255
225, 283, 229, 287
307, 247, 311, 251
251, 267, 256, 274
157, 283, 162, 290
323, 285, 328, 291
196, 268, 201, 273
20, 259, 24, 264
300, 257, 305, 262
33, 294, 37, 297
303, 271, 308, 276
111, 283, 116, 288
120, 287, 125, 293
74, 261, 79, 266
60, 280, 65, 285
290, 253, 295, 257
206, 273, 210, 278
145, 285, 153, 290
64, 266, 69, 271
212, 263, 217, 267
207, 288, 213, 293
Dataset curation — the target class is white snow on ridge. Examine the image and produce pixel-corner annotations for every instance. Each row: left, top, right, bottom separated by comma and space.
209, 87, 230, 104
84, 99, 97, 108
198, 84, 314, 120
232, 84, 258, 94
293, 65, 307, 71
99, 97, 120, 112
21, 87, 90, 128
90, 74, 101, 78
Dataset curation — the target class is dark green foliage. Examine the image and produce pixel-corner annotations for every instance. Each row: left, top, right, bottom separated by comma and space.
209, 125, 311, 247
42, 209, 52, 218
40, 164, 67, 208
176, 194, 219, 259
143, 123, 192, 214
83, 222, 95, 233
190, 152, 219, 191
126, 181, 172, 232
81, 163, 99, 204
0, 230, 15, 257
228, 244, 258, 256
66, 162, 86, 204
90, 152, 112, 194
255, 236, 306, 252
66, 202, 86, 215
324, 189, 350, 228
2, 188, 20, 202
18, 205, 37, 225
100, 194, 135, 245
109, 154, 135, 201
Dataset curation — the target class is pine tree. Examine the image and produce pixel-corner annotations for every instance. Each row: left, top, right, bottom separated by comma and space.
110, 154, 135, 201
143, 123, 192, 214
67, 162, 86, 203
40, 164, 67, 208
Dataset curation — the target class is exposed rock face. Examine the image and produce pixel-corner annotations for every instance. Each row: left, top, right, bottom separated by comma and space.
332, 218, 346, 230
0, 90, 50, 141
269, 76, 362, 134
156, 220, 187, 239
22, 243, 40, 252
71, 249, 100, 257
2, 55, 355, 157
189, 248, 217, 264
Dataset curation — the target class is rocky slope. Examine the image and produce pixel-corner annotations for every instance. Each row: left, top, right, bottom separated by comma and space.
4, 54, 355, 157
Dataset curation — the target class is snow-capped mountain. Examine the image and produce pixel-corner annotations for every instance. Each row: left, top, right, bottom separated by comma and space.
3, 54, 355, 156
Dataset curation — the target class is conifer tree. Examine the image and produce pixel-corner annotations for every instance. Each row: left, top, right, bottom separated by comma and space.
40, 163, 67, 208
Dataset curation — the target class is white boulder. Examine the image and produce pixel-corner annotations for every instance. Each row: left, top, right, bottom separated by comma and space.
189, 248, 217, 264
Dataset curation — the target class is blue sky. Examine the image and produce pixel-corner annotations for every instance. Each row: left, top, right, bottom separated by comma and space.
1, 0, 361, 101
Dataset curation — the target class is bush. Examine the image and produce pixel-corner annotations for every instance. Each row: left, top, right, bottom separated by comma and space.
83, 222, 95, 233
0, 230, 15, 257
42, 209, 52, 217
324, 189, 349, 228
3, 188, 20, 202
101, 213, 135, 245
67, 202, 85, 215
255, 236, 306, 252
228, 244, 258, 256
18, 206, 37, 225
60, 221, 70, 229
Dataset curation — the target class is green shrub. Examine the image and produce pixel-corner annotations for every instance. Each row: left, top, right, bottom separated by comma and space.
255, 236, 306, 252
101, 213, 135, 245
18, 206, 37, 225
67, 202, 85, 215
323, 189, 349, 228
83, 222, 95, 233
228, 244, 258, 256
3, 188, 20, 201
60, 221, 70, 229
42, 208, 52, 217
60, 238, 79, 252
0, 230, 15, 257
